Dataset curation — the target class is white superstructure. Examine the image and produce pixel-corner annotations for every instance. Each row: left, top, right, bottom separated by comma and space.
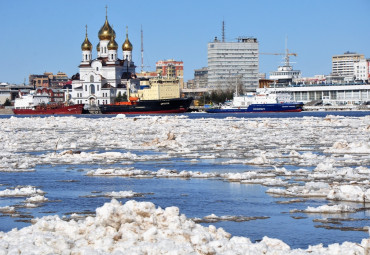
269, 49, 301, 82
14, 91, 49, 109
262, 83, 370, 106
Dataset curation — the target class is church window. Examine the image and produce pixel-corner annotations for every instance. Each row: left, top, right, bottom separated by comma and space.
97, 85, 99, 91
85, 85, 87, 91
90, 75, 94, 82
90, 84, 95, 94
96, 67, 99, 71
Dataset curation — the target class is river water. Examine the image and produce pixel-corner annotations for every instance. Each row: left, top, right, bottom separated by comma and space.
0, 111, 369, 249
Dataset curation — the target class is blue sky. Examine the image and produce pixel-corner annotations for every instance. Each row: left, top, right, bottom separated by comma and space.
1, 0, 369, 84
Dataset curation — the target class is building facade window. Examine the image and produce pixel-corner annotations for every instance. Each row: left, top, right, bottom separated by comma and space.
90, 84, 95, 94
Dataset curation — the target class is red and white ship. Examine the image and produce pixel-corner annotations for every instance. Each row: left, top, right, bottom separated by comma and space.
12, 90, 84, 115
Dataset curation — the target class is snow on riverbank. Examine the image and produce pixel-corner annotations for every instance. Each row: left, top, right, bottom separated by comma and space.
0, 199, 368, 254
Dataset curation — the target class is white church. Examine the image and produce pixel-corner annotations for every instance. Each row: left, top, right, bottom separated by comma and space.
69, 13, 139, 106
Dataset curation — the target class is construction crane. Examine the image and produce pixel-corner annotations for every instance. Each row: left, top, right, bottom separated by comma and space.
260, 48, 297, 67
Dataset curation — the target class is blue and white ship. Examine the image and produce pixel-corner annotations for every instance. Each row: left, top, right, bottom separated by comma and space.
206, 89, 303, 113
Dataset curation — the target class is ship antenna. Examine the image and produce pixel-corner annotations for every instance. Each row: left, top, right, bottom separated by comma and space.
141, 25, 144, 72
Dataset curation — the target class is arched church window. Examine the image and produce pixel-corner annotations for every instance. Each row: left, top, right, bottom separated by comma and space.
90, 75, 94, 82
90, 84, 95, 94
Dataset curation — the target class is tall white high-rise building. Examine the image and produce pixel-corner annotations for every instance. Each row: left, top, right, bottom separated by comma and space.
207, 37, 259, 92
332, 52, 365, 81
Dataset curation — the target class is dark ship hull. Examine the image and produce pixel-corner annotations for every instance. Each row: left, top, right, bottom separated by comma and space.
99, 98, 193, 114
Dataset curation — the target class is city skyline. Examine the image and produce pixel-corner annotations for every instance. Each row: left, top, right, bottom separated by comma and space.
1, 0, 369, 84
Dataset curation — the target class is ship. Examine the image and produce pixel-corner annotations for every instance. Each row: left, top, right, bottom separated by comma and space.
99, 96, 193, 114
206, 89, 303, 113
99, 76, 193, 114
12, 90, 84, 115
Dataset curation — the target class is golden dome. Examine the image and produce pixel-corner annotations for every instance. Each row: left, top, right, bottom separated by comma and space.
81, 36, 92, 51
98, 17, 115, 40
81, 26, 92, 51
122, 27, 133, 51
96, 42, 100, 52
107, 36, 118, 50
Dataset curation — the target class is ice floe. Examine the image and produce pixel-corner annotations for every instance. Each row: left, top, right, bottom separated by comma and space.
0, 186, 45, 197
0, 115, 370, 252
327, 185, 370, 203
266, 182, 330, 198
104, 191, 141, 198
0, 206, 15, 213
291, 204, 356, 214
0, 199, 368, 254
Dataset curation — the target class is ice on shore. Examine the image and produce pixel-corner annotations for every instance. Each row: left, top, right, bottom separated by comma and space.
0, 199, 368, 254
